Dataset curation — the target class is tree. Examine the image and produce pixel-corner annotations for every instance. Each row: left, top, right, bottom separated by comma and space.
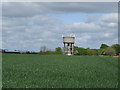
55, 47, 62, 54
92, 49, 99, 55
78, 48, 87, 55
111, 44, 120, 55
2, 49, 5, 53
40, 46, 47, 52
46, 51, 56, 54
74, 46, 79, 55
26, 51, 30, 54
102, 47, 116, 56
100, 44, 109, 49
98, 48, 103, 55
86, 48, 97, 55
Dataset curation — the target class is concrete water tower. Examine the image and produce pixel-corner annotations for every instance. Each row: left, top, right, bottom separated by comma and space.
62, 34, 75, 55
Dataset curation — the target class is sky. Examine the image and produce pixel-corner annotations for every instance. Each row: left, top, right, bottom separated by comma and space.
2, 2, 118, 51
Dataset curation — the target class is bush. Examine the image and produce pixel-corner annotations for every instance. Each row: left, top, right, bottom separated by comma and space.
102, 47, 116, 56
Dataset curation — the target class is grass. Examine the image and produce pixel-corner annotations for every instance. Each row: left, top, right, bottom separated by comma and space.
2, 54, 118, 88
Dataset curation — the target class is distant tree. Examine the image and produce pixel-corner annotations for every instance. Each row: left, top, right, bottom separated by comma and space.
2, 49, 5, 53
40, 46, 48, 52
98, 49, 103, 55
55, 47, 62, 54
78, 48, 87, 55
74, 46, 87, 55
92, 49, 99, 55
100, 44, 109, 49
74, 46, 79, 55
86, 49, 96, 56
86, 48, 90, 55
111, 44, 120, 55
46, 51, 56, 54
102, 47, 116, 56
30, 51, 38, 54
26, 51, 30, 54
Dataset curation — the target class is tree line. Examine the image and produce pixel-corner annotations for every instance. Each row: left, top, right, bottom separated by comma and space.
39, 46, 62, 55
74, 44, 120, 56
1, 44, 119, 56
39, 44, 120, 56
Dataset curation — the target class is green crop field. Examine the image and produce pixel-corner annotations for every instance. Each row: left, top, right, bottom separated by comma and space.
2, 54, 118, 88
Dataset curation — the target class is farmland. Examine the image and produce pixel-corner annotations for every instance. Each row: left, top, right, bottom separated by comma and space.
2, 54, 118, 88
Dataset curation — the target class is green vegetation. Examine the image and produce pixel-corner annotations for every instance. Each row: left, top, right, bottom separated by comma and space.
3, 54, 118, 88
111, 44, 120, 55
100, 44, 109, 49
55, 47, 62, 54
74, 44, 120, 56
39, 46, 63, 55
2, 44, 119, 56
101, 47, 116, 56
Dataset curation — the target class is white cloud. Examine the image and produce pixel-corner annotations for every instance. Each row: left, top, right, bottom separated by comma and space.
2, 2, 118, 51
66, 22, 102, 33
85, 13, 118, 28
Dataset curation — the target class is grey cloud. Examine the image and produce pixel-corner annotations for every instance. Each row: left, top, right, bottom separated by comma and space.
2, 2, 45, 17
2, 2, 118, 50
2, 14, 64, 50
2, 2, 118, 17
2, 13, 118, 50
75, 33, 118, 49
44, 2, 117, 13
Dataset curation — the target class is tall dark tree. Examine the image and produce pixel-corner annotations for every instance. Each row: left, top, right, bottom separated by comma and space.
100, 44, 109, 49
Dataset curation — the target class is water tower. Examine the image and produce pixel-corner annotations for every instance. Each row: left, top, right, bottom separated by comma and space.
62, 34, 75, 55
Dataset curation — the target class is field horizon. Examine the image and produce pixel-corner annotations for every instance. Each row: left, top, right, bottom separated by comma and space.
2, 54, 118, 88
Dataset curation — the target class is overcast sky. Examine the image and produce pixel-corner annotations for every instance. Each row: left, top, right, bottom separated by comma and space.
2, 2, 118, 51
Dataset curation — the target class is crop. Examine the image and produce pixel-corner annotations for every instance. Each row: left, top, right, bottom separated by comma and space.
2, 54, 118, 88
